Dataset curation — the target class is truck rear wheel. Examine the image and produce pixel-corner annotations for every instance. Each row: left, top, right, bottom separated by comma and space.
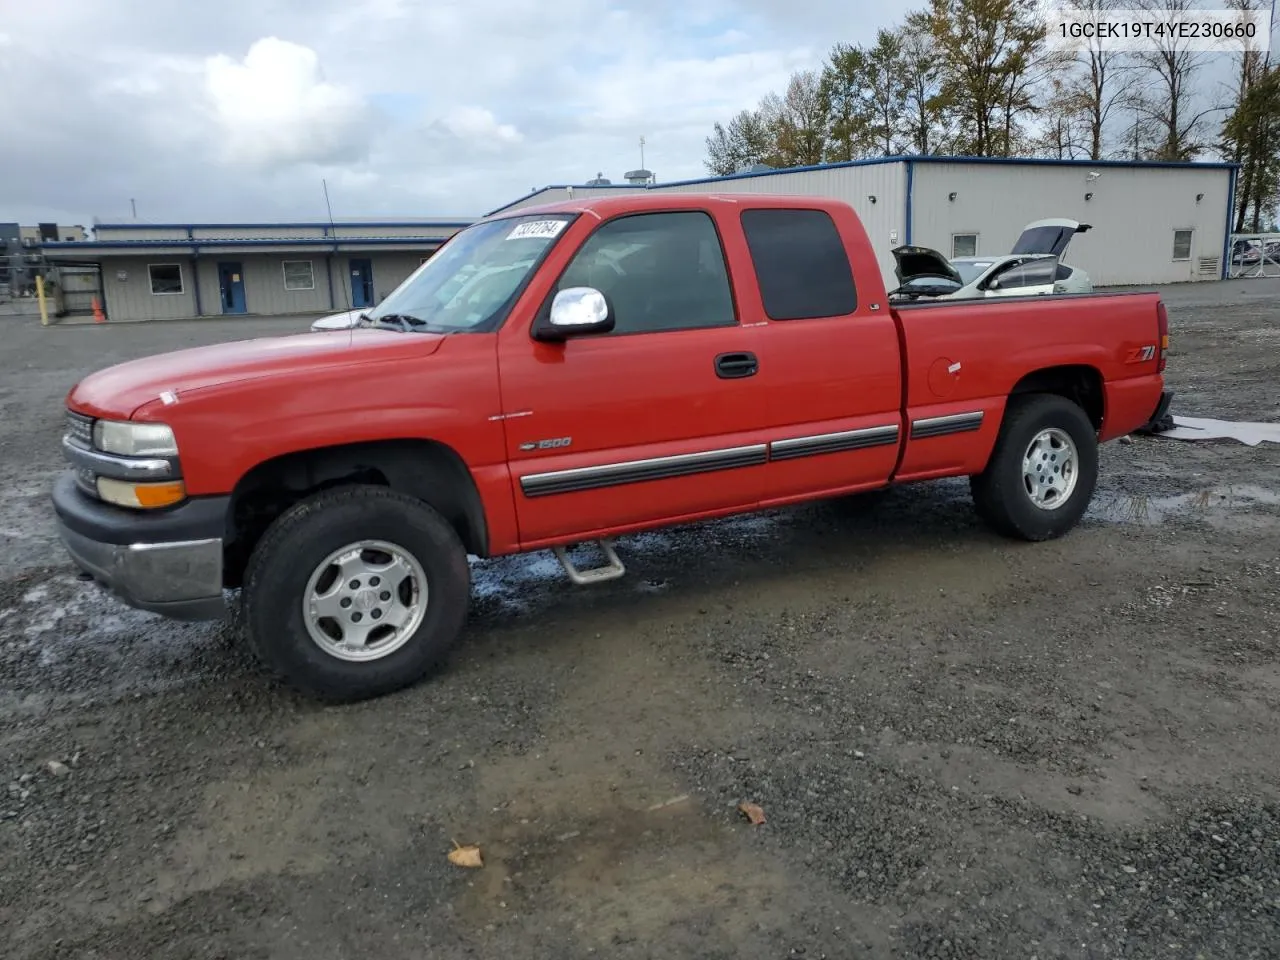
241, 485, 470, 702
969, 394, 1098, 541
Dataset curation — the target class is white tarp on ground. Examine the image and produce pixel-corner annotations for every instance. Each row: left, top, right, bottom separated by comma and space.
1157, 416, 1280, 446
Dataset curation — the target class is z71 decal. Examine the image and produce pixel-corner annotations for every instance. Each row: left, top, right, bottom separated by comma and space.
1124, 344, 1157, 363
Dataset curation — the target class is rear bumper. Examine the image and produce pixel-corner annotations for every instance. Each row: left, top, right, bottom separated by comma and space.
51, 473, 229, 621
1100, 375, 1169, 442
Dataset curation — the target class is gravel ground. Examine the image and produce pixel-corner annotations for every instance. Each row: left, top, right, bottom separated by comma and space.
2, 283, 1279, 959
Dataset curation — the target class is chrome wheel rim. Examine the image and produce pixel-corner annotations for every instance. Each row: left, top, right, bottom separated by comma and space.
302, 540, 428, 662
1022, 427, 1079, 510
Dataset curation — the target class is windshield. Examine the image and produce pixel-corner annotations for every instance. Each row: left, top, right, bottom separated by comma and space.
951, 260, 992, 285
364, 213, 576, 332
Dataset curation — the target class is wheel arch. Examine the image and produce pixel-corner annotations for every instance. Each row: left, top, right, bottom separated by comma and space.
1007, 364, 1105, 430
224, 438, 489, 588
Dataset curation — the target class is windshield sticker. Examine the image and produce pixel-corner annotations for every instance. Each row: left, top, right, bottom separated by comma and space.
507, 220, 567, 241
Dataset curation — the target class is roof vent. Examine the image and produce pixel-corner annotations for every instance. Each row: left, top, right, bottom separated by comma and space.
585, 172, 612, 185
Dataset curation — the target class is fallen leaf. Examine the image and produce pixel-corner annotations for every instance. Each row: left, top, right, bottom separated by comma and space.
738, 802, 766, 825
447, 839, 484, 868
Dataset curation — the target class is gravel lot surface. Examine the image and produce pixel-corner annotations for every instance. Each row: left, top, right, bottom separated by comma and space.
2, 282, 1279, 959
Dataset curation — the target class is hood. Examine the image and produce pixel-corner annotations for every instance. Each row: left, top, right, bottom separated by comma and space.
66, 328, 446, 419
891, 245, 963, 285
1011, 218, 1091, 257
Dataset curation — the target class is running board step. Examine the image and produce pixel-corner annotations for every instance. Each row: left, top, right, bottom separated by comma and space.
552, 539, 626, 585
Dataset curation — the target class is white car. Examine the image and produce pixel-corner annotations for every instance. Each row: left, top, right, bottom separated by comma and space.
889, 218, 1093, 301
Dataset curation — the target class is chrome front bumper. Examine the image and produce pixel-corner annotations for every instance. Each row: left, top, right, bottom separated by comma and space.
51, 473, 229, 621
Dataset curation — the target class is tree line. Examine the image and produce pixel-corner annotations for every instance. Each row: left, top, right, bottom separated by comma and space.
704, 0, 1279, 232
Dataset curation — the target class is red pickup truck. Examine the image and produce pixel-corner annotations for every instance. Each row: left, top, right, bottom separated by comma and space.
53, 193, 1171, 701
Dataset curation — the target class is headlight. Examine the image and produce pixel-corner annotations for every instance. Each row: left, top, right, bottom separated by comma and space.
93, 420, 178, 457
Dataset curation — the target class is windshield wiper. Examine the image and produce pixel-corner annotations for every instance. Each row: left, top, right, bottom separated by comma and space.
368, 313, 441, 333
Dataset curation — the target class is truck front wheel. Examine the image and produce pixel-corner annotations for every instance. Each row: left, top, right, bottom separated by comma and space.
969, 393, 1098, 541
241, 485, 470, 702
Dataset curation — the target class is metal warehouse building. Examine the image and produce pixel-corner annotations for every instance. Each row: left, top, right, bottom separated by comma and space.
40, 219, 469, 322
41, 155, 1236, 322
490, 156, 1238, 290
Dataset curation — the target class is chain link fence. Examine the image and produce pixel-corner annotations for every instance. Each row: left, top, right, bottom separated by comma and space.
1228, 233, 1280, 279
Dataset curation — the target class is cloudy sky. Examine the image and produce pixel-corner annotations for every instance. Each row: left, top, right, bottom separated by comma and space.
0, 0, 875, 226
1, 1, 1269, 228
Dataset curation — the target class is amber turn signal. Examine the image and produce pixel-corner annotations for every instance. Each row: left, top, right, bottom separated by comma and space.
96, 477, 187, 509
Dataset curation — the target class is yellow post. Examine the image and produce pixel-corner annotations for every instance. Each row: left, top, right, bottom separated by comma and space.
36, 275, 49, 326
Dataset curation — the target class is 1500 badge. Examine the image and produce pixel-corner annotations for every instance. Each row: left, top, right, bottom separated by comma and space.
519, 437, 573, 451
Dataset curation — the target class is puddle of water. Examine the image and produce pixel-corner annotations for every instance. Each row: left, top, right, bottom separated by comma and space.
1090, 484, 1280, 525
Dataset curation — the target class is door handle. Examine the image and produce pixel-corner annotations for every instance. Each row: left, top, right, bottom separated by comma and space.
715, 351, 758, 379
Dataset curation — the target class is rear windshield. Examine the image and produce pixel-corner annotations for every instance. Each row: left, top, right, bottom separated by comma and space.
1012, 226, 1074, 255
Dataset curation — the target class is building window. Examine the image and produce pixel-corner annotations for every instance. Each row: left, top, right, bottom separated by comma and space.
282, 259, 315, 291
952, 234, 978, 258
739, 208, 858, 320
148, 263, 184, 295
1172, 229, 1193, 261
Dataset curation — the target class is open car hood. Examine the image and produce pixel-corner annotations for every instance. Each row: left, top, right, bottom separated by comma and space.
1012, 218, 1092, 256
890, 245, 963, 285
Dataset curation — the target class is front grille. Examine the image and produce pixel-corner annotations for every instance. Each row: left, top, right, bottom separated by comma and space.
65, 410, 94, 448
64, 410, 98, 497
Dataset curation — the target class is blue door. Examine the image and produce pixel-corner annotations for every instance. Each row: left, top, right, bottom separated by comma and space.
350, 258, 374, 308
217, 262, 247, 315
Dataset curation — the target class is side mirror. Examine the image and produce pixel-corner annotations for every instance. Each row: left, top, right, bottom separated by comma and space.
533, 286, 614, 341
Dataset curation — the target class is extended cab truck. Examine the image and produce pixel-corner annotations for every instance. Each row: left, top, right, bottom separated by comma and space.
52, 194, 1172, 702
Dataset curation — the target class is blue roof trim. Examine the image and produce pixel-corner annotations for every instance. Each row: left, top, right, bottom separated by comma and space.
92, 220, 475, 230
657, 156, 906, 188
651, 153, 1240, 190
908, 154, 1240, 171
41, 237, 452, 250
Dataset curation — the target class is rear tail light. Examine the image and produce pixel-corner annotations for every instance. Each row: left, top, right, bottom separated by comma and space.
1156, 300, 1169, 373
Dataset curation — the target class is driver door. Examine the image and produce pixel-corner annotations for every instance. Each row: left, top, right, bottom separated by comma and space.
495, 208, 770, 546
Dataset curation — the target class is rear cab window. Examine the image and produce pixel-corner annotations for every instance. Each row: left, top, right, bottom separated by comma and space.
739, 208, 858, 320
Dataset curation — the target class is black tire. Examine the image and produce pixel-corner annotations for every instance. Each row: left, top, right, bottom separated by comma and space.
242, 484, 470, 702
969, 393, 1098, 541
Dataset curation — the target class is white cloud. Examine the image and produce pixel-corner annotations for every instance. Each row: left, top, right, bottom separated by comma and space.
203, 37, 370, 167
0, 0, 895, 225
436, 106, 523, 148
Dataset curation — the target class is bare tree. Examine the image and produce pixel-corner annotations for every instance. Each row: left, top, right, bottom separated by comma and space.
921, 0, 1050, 156
898, 21, 951, 154
1033, 76, 1092, 158
761, 70, 831, 167
1216, 0, 1274, 228
1051, 0, 1140, 159
1130, 0, 1217, 160
704, 109, 776, 176
822, 30, 910, 160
